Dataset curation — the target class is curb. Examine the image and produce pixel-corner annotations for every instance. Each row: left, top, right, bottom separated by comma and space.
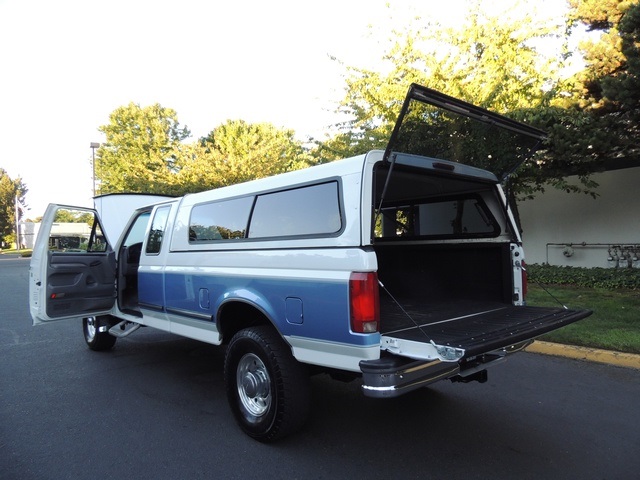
526, 341, 640, 370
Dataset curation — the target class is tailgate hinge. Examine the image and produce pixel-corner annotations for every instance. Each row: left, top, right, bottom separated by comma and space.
381, 335, 465, 362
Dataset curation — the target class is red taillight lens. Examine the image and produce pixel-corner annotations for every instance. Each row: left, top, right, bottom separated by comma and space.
521, 261, 528, 299
349, 272, 380, 333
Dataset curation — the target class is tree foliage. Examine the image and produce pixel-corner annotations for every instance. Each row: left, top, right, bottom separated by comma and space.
95, 106, 316, 196
191, 120, 316, 190
96, 103, 191, 195
0, 168, 27, 246
569, 0, 640, 164
53, 209, 94, 224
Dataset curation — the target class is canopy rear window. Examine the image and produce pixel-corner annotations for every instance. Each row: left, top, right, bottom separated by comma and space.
376, 195, 499, 240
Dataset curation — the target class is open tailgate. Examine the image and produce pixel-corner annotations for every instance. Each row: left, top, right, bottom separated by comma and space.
360, 302, 592, 398
379, 303, 592, 361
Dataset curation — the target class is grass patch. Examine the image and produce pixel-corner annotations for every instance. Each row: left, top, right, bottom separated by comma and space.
0, 249, 32, 257
527, 284, 640, 354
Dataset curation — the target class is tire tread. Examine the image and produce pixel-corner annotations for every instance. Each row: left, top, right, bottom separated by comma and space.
224, 326, 310, 442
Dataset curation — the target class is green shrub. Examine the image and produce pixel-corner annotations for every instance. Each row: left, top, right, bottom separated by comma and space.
527, 263, 640, 290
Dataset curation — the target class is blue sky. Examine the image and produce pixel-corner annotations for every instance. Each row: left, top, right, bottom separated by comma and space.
0, 0, 573, 217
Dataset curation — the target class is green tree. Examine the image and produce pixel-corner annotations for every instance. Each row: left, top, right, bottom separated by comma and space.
570, 0, 629, 96
0, 168, 27, 247
53, 209, 94, 224
96, 102, 191, 195
188, 120, 316, 190
96, 105, 317, 196
569, 0, 640, 164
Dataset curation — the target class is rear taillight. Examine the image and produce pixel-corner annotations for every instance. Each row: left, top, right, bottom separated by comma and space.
349, 272, 380, 333
521, 260, 528, 299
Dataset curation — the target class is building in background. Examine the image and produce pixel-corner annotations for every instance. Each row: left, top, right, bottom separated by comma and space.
519, 165, 640, 268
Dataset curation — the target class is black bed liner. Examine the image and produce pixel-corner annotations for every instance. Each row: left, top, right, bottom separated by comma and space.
380, 297, 592, 358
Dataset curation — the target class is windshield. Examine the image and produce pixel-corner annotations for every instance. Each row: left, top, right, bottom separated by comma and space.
384, 84, 547, 181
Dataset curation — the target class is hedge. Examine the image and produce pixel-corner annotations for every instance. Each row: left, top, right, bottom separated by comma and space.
526, 263, 640, 290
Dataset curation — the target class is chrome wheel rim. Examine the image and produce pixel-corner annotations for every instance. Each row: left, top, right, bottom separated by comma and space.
85, 317, 96, 341
237, 353, 271, 418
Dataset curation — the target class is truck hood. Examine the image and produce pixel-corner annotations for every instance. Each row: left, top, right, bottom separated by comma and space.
383, 84, 547, 182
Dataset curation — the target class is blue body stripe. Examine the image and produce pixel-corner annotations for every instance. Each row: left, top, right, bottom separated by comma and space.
138, 271, 379, 346
139, 270, 164, 310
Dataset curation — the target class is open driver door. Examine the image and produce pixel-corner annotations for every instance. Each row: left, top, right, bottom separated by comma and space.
29, 204, 116, 325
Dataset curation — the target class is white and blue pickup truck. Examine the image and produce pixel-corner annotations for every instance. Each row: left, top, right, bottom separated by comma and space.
29, 84, 591, 441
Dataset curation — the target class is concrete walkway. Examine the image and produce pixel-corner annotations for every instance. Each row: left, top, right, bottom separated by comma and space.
527, 341, 640, 370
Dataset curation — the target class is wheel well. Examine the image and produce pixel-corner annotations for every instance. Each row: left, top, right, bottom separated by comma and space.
217, 301, 273, 344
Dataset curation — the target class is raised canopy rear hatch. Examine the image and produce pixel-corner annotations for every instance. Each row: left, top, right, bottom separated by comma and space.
381, 83, 547, 180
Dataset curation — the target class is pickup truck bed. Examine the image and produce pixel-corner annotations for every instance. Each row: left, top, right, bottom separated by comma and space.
380, 296, 591, 357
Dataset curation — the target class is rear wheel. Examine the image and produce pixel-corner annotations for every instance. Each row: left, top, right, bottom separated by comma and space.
224, 326, 310, 442
83, 316, 117, 351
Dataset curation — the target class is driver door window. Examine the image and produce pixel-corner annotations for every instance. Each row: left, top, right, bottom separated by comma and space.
48, 208, 108, 253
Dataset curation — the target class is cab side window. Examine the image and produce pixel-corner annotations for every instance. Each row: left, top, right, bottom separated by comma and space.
146, 206, 171, 254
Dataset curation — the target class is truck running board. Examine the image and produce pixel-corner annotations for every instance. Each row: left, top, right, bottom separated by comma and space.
108, 321, 141, 338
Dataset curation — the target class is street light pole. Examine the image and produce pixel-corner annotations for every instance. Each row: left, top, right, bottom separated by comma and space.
14, 195, 20, 251
90, 142, 100, 197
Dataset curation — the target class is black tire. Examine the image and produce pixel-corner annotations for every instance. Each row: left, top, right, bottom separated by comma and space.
83, 316, 117, 351
224, 326, 310, 442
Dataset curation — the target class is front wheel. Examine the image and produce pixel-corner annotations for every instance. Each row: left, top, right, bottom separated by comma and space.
83, 316, 117, 351
224, 326, 310, 442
